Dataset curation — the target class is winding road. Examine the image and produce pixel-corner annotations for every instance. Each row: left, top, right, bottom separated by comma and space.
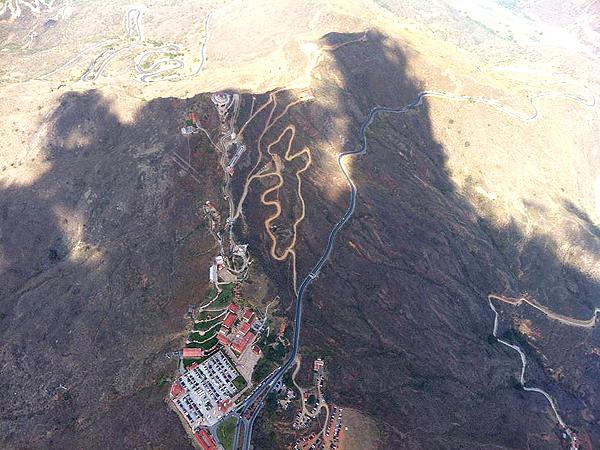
487, 295, 568, 428
488, 292, 600, 432
233, 88, 596, 449
489, 294, 600, 328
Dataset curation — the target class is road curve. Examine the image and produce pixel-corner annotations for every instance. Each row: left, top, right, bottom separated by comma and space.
235, 88, 596, 449
489, 294, 600, 328
487, 295, 567, 427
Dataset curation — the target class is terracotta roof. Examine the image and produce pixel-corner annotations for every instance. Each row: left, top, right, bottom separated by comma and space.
170, 382, 185, 399
242, 309, 254, 320
227, 303, 240, 313
222, 312, 236, 328
194, 430, 218, 450
232, 331, 255, 354
217, 333, 230, 346
239, 322, 251, 334
182, 348, 204, 358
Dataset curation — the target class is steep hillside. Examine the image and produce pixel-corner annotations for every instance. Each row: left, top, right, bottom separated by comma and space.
234, 30, 600, 449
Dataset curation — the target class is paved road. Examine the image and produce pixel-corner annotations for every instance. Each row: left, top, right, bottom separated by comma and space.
135, 10, 212, 83
233, 100, 421, 449
487, 295, 568, 428
81, 6, 146, 82
489, 294, 600, 328
232, 88, 596, 449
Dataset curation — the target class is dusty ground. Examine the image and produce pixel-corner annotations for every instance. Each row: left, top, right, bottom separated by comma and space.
1, 0, 600, 449
341, 408, 380, 450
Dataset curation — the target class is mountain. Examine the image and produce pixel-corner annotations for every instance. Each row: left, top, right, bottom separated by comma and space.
0, 0, 599, 449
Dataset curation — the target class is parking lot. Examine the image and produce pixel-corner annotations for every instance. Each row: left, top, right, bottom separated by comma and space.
294, 406, 345, 450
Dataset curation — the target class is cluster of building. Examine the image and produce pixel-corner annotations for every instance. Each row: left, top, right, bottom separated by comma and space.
170, 351, 241, 427
293, 407, 344, 450
293, 410, 311, 430
273, 378, 297, 410
217, 303, 258, 355
313, 358, 324, 376
560, 426, 580, 450
181, 111, 201, 135
209, 255, 236, 284
293, 358, 326, 430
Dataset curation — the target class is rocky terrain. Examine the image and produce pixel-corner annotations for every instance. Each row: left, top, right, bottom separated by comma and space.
1, 0, 599, 449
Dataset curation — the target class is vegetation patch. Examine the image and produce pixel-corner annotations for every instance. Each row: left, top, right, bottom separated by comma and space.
216, 416, 237, 450
183, 358, 197, 369
211, 283, 235, 309
155, 374, 171, 387
193, 317, 222, 331
232, 375, 247, 391
196, 336, 218, 350
188, 328, 217, 342
252, 340, 287, 383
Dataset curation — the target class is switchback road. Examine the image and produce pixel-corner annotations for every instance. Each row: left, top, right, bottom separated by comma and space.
235, 88, 596, 449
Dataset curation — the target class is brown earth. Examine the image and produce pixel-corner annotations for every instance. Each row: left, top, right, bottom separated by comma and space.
233, 30, 600, 449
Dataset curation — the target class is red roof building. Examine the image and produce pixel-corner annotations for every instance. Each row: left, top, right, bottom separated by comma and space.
239, 322, 251, 334
217, 333, 230, 346
232, 331, 255, 354
194, 430, 218, 450
170, 382, 185, 399
242, 309, 255, 322
222, 312, 236, 328
313, 358, 324, 372
227, 303, 240, 314
182, 348, 204, 359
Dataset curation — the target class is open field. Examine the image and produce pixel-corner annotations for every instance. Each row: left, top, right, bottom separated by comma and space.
340, 408, 379, 450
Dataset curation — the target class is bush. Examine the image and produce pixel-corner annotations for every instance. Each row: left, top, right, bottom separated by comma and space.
232, 375, 247, 391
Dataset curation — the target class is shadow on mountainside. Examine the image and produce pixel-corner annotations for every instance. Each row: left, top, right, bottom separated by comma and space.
0, 29, 599, 450
230, 30, 600, 449
0, 90, 229, 449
